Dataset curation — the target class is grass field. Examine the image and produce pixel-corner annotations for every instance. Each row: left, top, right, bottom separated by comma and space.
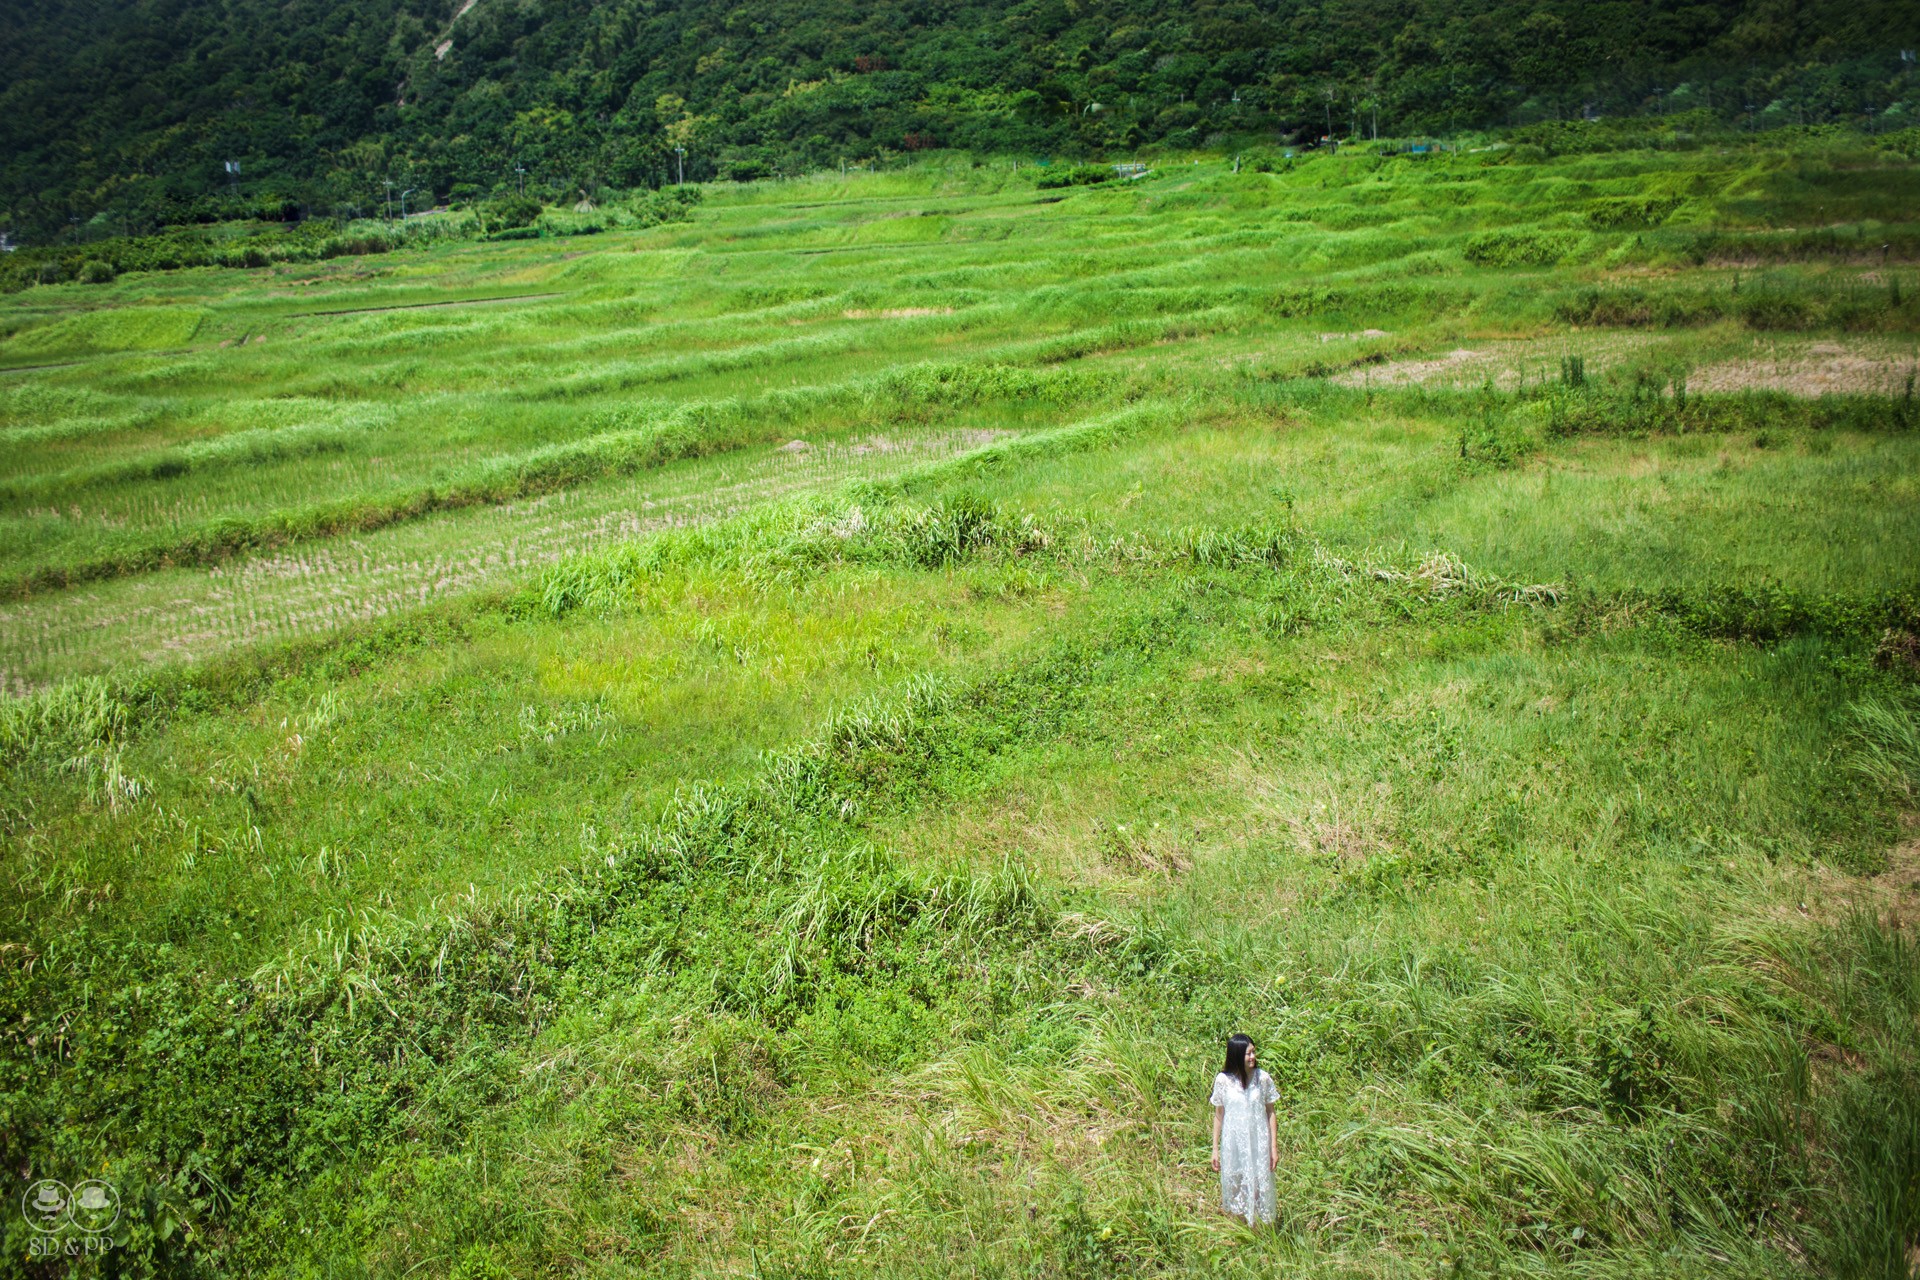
3, 137, 1919, 1278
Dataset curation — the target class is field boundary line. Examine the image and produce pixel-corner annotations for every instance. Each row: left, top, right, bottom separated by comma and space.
0, 360, 86, 374
290, 292, 567, 317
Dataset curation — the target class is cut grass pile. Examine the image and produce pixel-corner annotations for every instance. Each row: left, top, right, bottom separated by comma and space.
1, 134, 1918, 1278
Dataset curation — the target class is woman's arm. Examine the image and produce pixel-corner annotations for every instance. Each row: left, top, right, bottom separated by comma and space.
1211, 1106, 1223, 1171
1267, 1102, 1278, 1171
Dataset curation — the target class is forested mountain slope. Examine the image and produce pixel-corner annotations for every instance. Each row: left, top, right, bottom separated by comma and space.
4, 0, 1919, 236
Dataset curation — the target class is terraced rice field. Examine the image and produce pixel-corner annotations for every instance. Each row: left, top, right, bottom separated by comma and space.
0, 428, 1005, 690
4, 147, 1916, 660
4, 141, 1920, 1277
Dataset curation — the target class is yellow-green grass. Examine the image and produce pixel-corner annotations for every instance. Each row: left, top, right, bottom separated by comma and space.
3, 134, 1919, 1279
0, 425, 1009, 691
4, 138, 1915, 605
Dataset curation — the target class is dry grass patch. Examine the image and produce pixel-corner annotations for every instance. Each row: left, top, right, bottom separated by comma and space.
0, 428, 1009, 691
1331, 332, 1669, 389
1690, 341, 1919, 397
841, 308, 956, 319
1864, 827, 1920, 932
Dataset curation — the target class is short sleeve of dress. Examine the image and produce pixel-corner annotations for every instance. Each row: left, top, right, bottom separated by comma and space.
1259, 1071, 1278, 1104
1208, 1074, 1226, 1107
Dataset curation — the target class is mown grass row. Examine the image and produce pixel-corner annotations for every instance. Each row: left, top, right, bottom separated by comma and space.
0, 293, 1240, 551
6, 377, 1916, 708
5, 142, 1918, 607
0, 360, 1139, 599
9, 357, 1912, 609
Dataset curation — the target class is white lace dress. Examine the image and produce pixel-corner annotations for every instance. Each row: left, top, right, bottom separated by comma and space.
1210, 1069, 1278, 1224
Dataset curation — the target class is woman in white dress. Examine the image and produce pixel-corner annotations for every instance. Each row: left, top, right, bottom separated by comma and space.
1209, 1032, 1278, 1225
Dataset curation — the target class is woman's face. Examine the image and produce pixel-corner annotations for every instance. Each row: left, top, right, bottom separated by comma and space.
1243, 1043, 1258, 1073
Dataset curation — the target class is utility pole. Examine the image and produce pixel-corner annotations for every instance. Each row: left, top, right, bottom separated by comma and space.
515, 165, 526, 195
384, 179, 394, 220
400, 188, 416, 219
675, 146, 686, 186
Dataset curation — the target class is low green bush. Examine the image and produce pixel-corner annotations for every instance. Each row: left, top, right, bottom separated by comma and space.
0, 221, 393, 292
1464, 228, 1582, 267
1552, 285, 1725, 327
1585, 196, 1685, 228
1539, 383, 1913, 437
1035, 164, 1113, 190
317, 231, 396, 258
481, 193, 543, 231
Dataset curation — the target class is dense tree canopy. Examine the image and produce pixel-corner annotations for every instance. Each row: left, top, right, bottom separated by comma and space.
4, 0, 1918, 237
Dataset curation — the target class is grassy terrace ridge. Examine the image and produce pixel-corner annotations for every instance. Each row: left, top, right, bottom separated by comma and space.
2, 139, 1919, 1278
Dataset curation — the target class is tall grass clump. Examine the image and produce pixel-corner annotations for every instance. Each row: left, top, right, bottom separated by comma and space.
0, 657, 1082, 1273
1850, 692, 1920, 803
0, 676, 131, 770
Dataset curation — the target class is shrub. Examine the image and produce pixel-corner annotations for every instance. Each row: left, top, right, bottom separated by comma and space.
1585, 196, 1685, 229
1464, 229, 1579, 268
318, 232, 395, 259
1551, 286, 1725, 327
628, 187, 702, 227
482, 194, 543, 232
1736, 291, 1813, 330
721, 157, 775, 182
78, 259, 116, 284
1035, 164, 1113, 190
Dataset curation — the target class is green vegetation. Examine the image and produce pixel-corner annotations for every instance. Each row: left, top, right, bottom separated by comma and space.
0, 189, 703, 294
2, 136, 1919, 1277
7, 0, 1920, 239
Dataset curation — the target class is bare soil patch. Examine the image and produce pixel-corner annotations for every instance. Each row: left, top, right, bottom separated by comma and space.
1689, 344, 1918, 398
1333, 334, 1916, 397
1872, 833, 1920, 932
1779, 819, 1920, 934
1333, 348, 1489, 387
841, 308, 954, 319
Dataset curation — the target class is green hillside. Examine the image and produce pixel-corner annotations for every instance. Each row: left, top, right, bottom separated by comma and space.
2, 136, 1919, 1276
5, 0, 1920, 238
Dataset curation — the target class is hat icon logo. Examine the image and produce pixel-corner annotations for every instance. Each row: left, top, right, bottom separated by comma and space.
23, 1179, 69, 1232
71, 1180, 121, 1232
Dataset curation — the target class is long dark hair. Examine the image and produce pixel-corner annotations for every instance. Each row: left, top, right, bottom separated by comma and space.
1223, 1033, 1255, 1089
